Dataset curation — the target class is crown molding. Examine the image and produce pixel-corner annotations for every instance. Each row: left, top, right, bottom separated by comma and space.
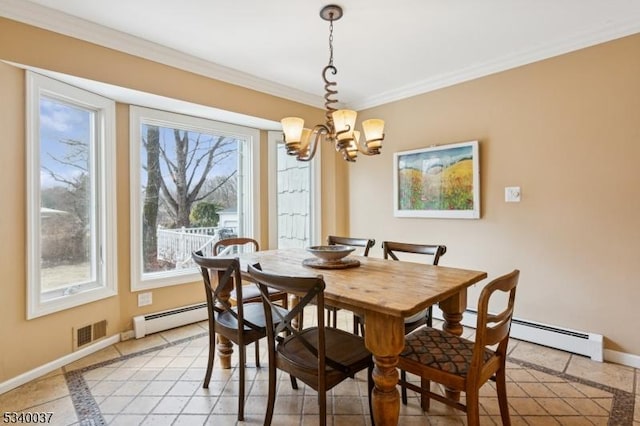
0, 0, 324, 108
3, 0, 640, 112
352, 20, 640, 111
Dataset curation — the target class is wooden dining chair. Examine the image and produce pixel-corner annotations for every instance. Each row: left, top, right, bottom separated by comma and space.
325, 235, 375, 333
382, 241, 447, 332
213, 237, 259, 256
191, 251, 288, 421
398, 270, 520, 426
214, 237, 289, 320
380, 240, 447, 404
247, 263, 374, 426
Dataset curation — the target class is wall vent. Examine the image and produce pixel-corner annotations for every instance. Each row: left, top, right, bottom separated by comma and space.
73, 320, 108, 350
93, 320, 107, 340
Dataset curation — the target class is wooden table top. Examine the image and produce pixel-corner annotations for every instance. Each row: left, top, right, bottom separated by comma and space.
238, 248, 487, 319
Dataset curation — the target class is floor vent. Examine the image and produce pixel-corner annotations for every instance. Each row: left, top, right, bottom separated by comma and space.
133, 302, 207, 339
73, 320, 108, 350
433, 307, 604, 361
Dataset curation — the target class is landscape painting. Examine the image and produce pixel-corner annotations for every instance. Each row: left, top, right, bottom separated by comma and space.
393, 140, 480, 218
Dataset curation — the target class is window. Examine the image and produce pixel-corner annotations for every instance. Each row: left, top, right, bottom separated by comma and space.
130, 106, 260, 291
268, 131, 320, 248
26, 72, 117, 319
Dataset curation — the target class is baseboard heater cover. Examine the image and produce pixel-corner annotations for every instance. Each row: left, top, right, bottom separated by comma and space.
133, 302, 208, 339
432, 307, 604, 362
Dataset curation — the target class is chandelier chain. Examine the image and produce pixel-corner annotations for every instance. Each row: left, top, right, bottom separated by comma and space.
328, 17, 334, 66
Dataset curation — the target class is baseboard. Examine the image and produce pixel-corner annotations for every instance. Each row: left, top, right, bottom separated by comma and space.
433, 307, 605, 363
0, 334, 120, 395
603, 349, 640, 369
133, 302, 207, 339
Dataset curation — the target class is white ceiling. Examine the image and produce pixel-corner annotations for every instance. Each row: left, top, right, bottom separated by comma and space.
2, 0, 640, 110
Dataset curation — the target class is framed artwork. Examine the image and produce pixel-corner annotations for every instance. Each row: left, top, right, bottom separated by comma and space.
393, 140, 480, 219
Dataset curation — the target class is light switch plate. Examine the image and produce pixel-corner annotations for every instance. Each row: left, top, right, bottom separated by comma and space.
138, 292, 152, 307
505, 186, 521, 202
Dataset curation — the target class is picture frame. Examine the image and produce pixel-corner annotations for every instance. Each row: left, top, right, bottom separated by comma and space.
393, 140, 480, 219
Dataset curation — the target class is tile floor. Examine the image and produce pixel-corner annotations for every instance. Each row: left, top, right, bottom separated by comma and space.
0, 310, 638, 426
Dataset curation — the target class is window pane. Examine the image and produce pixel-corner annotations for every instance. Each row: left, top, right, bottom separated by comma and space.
139, 123, 239, 274
39, 97, 95, 293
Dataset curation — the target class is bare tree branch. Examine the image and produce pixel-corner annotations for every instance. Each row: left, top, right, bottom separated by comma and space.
194, 170, 237, 203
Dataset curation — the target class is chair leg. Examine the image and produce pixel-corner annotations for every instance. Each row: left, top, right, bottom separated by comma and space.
353, 314, 364, 336
203, 331, 215, 388
496, 367, 511, 426
264, 349, 276, 426
426, 306, 433, 327
238, 345, 246, 421
420, 378, 430, 411
465, 387, 480, 426
401, 369, 408, 405
255, 340, 260, 368
332, 307, 337, 328
298, 306, 304, 330
290, 374, 298, 390
318, 385, 327, 426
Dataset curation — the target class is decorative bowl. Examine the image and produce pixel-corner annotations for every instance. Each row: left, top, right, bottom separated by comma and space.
306, 245, 355, 262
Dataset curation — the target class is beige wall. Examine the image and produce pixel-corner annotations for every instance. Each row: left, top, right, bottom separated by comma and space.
1, 15, 637, 383
350, 34, 640, 355
0, 17, 350, 382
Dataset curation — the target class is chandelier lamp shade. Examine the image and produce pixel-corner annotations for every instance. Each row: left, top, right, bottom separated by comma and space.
280, 4, 386, 162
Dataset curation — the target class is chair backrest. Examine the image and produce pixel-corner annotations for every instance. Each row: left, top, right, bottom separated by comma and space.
192, 250, 261, 336
327, 235, 375, 257
382, 241, 446, 265
472, 270, 519, 366
248, 264, 350, 375
214, 237, 259, 256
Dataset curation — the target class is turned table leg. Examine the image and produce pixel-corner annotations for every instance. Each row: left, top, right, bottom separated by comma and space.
439, 290, 468, 401
216, 270, 233, 369
216, 335, 233, 369
365, 312, 404, 426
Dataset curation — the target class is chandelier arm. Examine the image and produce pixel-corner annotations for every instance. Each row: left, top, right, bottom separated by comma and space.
355, 133, 385, 156
296, 125, 330, 162
356, 140, 377, 156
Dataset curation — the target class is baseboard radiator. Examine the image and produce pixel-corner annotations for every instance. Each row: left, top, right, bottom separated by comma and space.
432, 307, 604, 361
133, 302, 208, 339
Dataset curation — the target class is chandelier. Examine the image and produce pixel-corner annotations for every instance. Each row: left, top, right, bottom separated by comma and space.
280, 4, 385, 162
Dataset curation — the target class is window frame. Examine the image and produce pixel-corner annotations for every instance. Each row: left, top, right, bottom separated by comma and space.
129, 106, 260, 291
26, 71, 118, 319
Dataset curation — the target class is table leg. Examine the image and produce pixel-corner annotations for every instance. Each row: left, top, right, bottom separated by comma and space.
364, 312, 404, 426
216, 335, 233, 369
216, 270, 233, 369
290, 294, 300, 330
438, 290, 468, 400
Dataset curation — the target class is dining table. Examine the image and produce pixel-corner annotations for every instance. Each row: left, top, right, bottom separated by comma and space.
220, 248, 487, 426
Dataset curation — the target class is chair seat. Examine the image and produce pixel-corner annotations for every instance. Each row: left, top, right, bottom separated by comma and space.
278, 327, 371, 390
401, 327, 493, 376
231, 284, 284, 302
216, 303, 288, 332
